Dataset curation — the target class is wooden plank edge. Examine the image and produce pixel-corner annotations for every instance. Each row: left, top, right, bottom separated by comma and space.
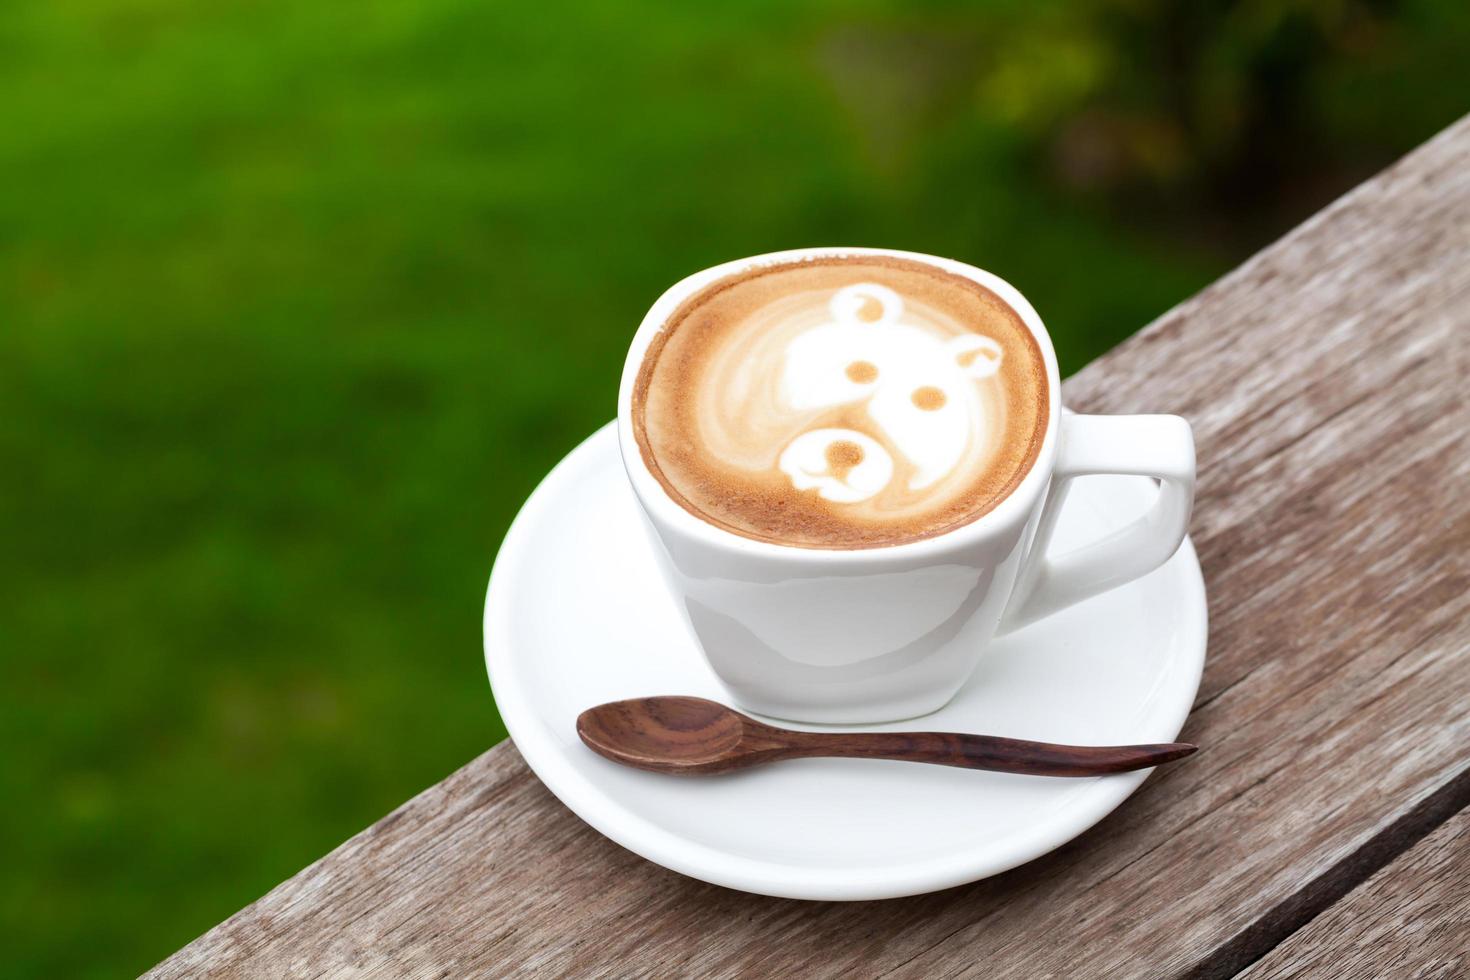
1185, 767, 1470, 979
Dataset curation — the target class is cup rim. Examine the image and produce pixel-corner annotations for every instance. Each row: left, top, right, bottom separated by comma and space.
616, 246, 1062, 563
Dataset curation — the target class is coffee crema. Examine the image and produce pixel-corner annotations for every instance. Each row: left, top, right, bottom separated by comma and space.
632, 256, 1049, 548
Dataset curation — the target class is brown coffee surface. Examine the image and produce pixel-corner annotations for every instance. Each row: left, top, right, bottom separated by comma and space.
632, 256, 1049, 548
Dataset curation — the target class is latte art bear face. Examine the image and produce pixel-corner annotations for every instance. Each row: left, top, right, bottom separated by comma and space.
633, 256, 1049, 549
776, 283, 1003, 503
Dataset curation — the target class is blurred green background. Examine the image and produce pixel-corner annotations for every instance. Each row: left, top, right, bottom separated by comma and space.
2, 0, 1466, 974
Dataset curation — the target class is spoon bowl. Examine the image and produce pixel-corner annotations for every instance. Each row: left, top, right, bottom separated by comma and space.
577, 696, 748, 771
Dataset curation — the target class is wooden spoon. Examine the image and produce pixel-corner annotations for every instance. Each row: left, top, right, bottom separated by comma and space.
576, 696, 1197, 777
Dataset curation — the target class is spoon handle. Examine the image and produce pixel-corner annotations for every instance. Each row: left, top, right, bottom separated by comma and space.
777, 730, 1196, 776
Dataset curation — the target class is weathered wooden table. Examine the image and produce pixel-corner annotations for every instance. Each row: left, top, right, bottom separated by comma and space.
149, 118, 1470, 979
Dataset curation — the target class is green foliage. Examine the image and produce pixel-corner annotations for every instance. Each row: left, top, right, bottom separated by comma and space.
1, 0, 1464, 974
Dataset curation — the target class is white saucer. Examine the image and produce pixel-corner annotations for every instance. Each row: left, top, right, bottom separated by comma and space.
483, 422, 1206, 901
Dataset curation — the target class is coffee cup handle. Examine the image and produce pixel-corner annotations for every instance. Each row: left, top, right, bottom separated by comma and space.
997, 413, 1195, 634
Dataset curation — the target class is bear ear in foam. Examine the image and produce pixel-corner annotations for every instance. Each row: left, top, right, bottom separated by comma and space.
949, 335, 1003, 378
830, 283, 903, 327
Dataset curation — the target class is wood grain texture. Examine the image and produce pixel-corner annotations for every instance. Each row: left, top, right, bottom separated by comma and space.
148, 115, 1470, 979
1240, 808, 1470, 980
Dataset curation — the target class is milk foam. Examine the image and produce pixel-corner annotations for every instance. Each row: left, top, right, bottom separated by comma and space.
778, 284, 1002, 500
779, 428, 893, 502
697, 281, 1008, 517
632, 255, 1047, 548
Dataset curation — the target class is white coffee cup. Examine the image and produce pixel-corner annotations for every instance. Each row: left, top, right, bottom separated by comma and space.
617, 247, 1195, 724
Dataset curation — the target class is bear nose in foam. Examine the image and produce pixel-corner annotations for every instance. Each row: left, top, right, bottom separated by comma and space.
911, 386, 947, 411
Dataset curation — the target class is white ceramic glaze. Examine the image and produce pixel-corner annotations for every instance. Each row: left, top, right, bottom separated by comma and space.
482, 423, 1206, 901
617, 248, 1195, 722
